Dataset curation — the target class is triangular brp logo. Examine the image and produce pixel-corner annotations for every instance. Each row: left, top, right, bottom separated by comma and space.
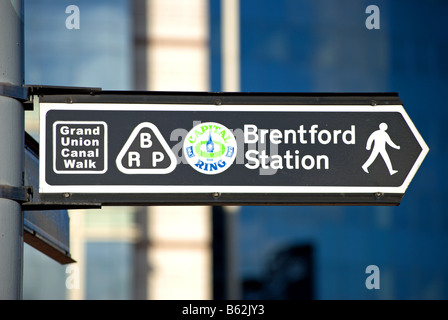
116, 122, 177, 174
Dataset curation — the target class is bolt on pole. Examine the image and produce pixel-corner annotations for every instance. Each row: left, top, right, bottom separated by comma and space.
0, 0, 25, 300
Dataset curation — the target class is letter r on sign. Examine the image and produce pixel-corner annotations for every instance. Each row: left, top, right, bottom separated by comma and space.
128, 152, 141, 167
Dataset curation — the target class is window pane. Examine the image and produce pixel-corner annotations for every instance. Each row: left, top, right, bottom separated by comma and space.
85, 242, 132, 300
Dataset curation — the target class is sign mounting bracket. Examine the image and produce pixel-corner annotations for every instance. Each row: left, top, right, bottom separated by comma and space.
0, 184, 32, 203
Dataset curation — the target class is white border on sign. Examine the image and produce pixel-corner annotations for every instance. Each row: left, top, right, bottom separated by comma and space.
39, 103, 429, 194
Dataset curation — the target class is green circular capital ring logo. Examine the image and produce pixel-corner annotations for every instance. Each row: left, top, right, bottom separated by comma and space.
184, 122, 237, 175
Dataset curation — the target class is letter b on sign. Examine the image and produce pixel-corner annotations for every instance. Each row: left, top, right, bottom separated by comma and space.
140, 132, 153, 148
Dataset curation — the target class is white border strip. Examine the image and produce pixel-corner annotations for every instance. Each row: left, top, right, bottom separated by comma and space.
39, 103, 429, 194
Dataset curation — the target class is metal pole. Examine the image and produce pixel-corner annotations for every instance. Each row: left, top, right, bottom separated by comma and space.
0, 0, 25, 300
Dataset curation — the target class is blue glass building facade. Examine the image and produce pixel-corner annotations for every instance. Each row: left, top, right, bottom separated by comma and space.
22, 0, 448, 299
211, 0, 448, 299
23, 0, 133, 299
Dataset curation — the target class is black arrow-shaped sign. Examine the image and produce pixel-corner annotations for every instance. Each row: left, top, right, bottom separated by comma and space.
38, 92, 429, 206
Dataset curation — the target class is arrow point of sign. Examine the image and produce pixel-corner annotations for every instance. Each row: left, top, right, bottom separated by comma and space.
391, 104, 429, 194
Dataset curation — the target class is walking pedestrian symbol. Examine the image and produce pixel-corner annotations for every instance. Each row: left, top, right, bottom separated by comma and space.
362, 123, 400, 175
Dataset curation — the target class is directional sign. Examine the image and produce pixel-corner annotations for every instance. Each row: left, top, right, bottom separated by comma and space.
37, 92, 429, 205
